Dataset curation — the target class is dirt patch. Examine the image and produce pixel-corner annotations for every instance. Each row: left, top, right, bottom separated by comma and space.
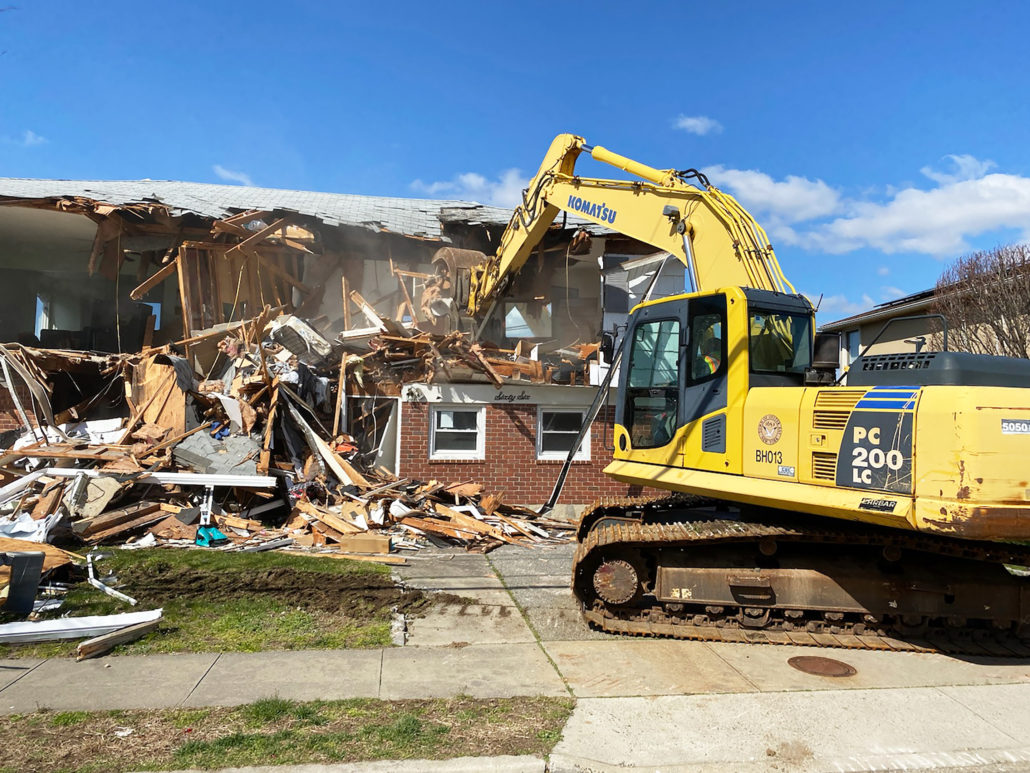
120, 561, 431, 619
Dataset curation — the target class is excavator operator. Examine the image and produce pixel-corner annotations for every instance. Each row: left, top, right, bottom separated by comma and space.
692, 319, 723, 378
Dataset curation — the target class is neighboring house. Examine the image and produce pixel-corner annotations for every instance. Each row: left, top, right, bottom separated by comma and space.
820, 289, 937, 372
0, 178, 682, 505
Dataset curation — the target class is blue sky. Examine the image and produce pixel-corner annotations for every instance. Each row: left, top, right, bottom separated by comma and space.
2, 1, 1029, 321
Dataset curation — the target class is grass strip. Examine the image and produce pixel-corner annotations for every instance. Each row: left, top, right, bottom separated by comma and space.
0, 695, 573, 773
0, 547, 427, 658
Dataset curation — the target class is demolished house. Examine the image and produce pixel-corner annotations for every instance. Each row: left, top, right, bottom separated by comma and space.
0, 177, 686, 513
0, 174, 692, 621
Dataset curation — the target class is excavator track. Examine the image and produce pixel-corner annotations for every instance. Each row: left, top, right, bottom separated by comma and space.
572, 494, 1030, 657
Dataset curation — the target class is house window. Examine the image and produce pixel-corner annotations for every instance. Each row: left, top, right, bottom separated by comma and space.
430, 405, 485, 460
537, 408, 589, 461
845, 329, 861, 365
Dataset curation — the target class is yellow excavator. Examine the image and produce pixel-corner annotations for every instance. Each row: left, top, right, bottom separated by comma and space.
460, 133, 1030, 653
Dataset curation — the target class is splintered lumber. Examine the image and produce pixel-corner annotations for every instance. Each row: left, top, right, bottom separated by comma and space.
223, 217, 289, 261
444, 482, 483, 498
432, 503, 514, 544
468, 345, 504, 387
76, 618, 162, 660
479, 492, 504, 515
309, 520, 350, 544
215, 514, 265, 532
332, 453, 371, 488
80, 502, 176, 543
294, 500, 363, 535
30, 483, 64, 520
398, 516, 479, 541
130, 259, 179, 301
75, 501, 164, 537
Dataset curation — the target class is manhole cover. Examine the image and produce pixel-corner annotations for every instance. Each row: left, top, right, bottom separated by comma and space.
787, 655, 857, 677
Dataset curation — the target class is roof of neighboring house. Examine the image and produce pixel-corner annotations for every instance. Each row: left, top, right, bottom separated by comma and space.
820, 288, 935, 332
0, 178, 609, 241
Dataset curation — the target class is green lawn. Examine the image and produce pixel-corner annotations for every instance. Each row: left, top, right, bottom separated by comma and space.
0, 696, 574, 773
0, 547, 430, 658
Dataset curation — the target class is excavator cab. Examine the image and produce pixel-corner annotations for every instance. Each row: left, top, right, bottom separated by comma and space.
613, 287, 815, 475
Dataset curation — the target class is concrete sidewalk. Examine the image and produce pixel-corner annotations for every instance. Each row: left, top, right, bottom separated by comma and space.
3, 544, 1030, 772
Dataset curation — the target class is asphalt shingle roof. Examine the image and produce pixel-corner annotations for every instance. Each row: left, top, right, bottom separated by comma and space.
0, 178, 519, 240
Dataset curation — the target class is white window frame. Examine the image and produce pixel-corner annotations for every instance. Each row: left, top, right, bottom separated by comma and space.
536, 406, 590, 461
429, 404, 485, 460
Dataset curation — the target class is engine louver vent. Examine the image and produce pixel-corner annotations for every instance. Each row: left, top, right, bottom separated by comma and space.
812, 412, 850, 430
702, 414, 726, 454
812, 452, 837, 481
814, 390, 866, 409
812, 390, 864, 430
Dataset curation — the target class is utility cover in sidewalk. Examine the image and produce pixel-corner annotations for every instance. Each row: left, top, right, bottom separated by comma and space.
787, 655, 856, 677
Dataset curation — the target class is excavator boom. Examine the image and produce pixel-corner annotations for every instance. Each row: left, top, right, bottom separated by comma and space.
466, 133, 795, 316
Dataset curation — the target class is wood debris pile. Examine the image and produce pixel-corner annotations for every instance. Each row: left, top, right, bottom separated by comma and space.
342, 287, 599, 390
0, 304, 574, 582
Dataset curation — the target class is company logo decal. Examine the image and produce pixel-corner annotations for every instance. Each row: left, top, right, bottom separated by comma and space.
567, 195, 617, 224
757, 414, 782, 445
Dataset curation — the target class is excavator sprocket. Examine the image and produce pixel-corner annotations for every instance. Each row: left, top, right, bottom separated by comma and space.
571, 494, 1030, 657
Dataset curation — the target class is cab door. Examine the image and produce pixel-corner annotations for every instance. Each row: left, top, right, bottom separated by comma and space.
613, 299, 688, 467
680, 293, 730, 472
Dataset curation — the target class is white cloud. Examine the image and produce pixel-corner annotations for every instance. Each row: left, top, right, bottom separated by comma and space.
705, 165, 842, 224
877, 266, 890, 276
410, 168, 529, 208
880, 285, 906, 300
20, 130, 46, 147
674, 115, 723, 136
213, 164, 254, 187
803, 171, 1030, 256
920, 154, 996, 185
816, 293, 876, 318
704, 154, 1030, 259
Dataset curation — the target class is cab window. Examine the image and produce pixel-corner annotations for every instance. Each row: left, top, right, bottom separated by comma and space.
749, 311, 812, 374
625, 319, 680, 449
690, 311, 725, 381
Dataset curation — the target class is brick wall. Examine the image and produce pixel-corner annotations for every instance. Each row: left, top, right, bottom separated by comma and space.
399, 402, 647, 505
0, 382, 37, 433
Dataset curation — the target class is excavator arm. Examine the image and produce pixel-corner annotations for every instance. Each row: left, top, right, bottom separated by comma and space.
466, 133, 796, 316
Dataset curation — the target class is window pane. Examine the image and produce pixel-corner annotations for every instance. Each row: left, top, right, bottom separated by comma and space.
541, 433, 576, 453
435, 409, 478, 431
691, 313, 723, 380
542, 412, 582, 432
628, 394, 677, 448
434, 431, 478, 452
749, 311, 812, 374
628, 320, 680, 388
